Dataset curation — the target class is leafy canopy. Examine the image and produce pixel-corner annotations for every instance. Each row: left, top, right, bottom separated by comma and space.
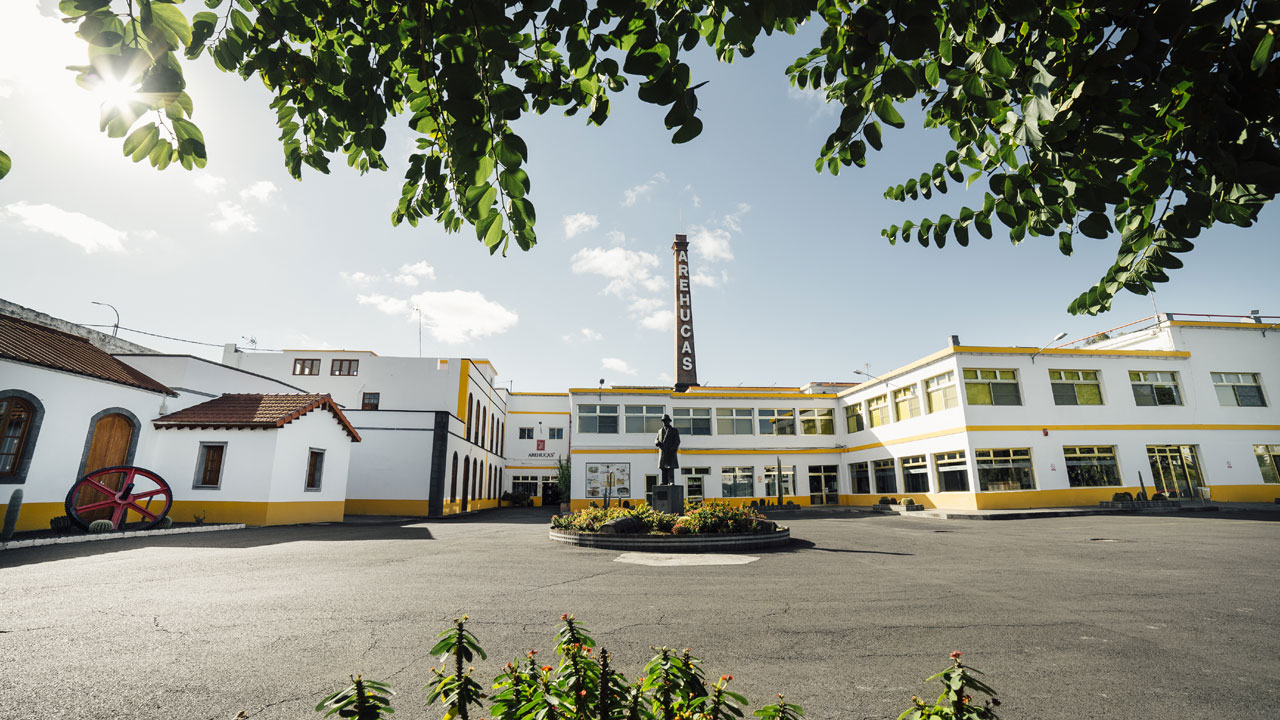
19, 0, 1280, 314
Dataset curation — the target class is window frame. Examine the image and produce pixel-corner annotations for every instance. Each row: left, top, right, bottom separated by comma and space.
850, 461, 871, 494
193, 442, 227, 489
1129, 370, 1182, 406
934, 451, 969, 492
1063, 445, 1122, 487
924, 372, 959, 413
798, 408, 835, 435
900, 454, 930, 493
1255, 444, 1280, 484
673, 407, 712, 436
1049, 369, 1103, 406
757, 408, 795, 435
975, 448, 1036, 491
893, 386, 922, 421
716, 407, 755, 435
361, 392, 380, 411
868, 395, 890, 427
292, 358, 320, 376
763, 464, 796, 497
845, 403, 865, 433
0, 393, 40, 483
1212, 372, 1267, 407
872, 458, 897, 494
331, 358, 359, 376
577, 404, 619, 434
720, 465, 754, 498
547, 427, 564, 440
625, 405, 666, 434
304, 448, 325, 491
518, 427, 534, 440
963, 368, 1022, 406
681, 466, 709, 502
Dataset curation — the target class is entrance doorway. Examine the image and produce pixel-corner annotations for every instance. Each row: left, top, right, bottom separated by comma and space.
1146, 445, 1205, 499
808, 465, 839, 506
79, 412, 135, 521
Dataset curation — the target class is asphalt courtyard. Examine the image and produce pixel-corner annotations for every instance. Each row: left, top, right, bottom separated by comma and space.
2, 508, 1277, 720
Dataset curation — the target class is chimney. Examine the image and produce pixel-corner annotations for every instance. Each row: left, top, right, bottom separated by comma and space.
672, 234, 699, 392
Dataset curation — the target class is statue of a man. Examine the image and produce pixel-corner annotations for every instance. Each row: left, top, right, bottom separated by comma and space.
655, 414, 680, 485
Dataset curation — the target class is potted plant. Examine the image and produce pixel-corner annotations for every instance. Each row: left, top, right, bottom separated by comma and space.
556, 456, 572, 514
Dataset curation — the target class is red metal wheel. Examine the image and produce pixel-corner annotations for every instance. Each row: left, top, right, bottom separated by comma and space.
65, 466, 173, 531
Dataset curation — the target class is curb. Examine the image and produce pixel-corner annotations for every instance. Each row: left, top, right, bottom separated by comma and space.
912, 506, 1222, 521
550, 527, 791, 552
0, 523, 247, 552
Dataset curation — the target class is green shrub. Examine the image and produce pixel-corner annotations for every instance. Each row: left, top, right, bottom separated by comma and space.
88, 519, 115, 534
1151, 492, 1167, 501
550, 502, 764, 535
679, 502, 767, 534
318, 617, 1001, 720
902, 497, 916, 506
1111, 491, 1133, 502
879, 496, 897, 505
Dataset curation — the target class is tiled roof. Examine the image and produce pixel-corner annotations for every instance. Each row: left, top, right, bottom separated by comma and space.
0, 314, 174, 395
154, 393, 361, 441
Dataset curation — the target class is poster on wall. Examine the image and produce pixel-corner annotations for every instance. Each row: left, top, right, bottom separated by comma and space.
584, 463, 631, 498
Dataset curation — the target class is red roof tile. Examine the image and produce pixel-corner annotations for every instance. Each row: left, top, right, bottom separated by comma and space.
154, 394, 361, 441
0, 314, 174, 395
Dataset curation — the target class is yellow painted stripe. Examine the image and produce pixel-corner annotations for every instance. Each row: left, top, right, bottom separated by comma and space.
0, 500, 348, 532
568, 389, 839, 399
344, 499, 430, 517
844, 426, 968, 452
509, 392, 570, 397
1206, 484, 1280, 502
1169, 320, 1272, 330
967, 423, 1280, 432
507, 411, 571, 415
571, 447, 838, 456
954, 345, 1190, 358
456, 359, 472, 419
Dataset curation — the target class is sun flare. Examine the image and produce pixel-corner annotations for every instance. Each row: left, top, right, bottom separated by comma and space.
92, 75, 140, 112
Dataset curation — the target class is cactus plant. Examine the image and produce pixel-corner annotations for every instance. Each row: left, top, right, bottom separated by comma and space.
157, 516, 173, 529
88, 519, 115, 534
49, 515, 72, 532
2, 488, 22, 541
902, 497, 916, 506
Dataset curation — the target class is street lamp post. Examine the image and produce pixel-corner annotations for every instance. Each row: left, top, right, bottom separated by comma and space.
1029, 332, 1069, 363
90, 301, 119, 337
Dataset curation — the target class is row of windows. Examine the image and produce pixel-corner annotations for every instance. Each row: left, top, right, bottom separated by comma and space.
449, 452, 500, 502
464, 392, 504, 454
659, 444, 1280, 498
517, 427, 564, 440
292, 358, 360, 376
195, 443, 325, 491
578, 405, 834, 436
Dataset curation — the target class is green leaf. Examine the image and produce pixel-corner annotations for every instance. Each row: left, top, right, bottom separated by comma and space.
1251, 31, 1274, 74
671, 117, 703, 144
0, 149, 10, 180
873, 98, 904, 128
982, 47, 1015, 78
150, 3, 193, 48
1078, 212, 1112, 238
1058, 231, 1073, 256
864, 121, 882, 151
879, 66, 915, 97
122, 122, 158, 157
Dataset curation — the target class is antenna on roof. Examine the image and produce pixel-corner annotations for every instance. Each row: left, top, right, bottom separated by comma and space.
241, 335, 257, 349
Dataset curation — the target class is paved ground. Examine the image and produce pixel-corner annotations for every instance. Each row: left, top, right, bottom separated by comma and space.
1, 508, 1277, 720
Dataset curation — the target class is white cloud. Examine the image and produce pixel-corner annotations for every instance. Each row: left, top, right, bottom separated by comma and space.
393, 260, 436, 286
628, 297, 664, 315
562, 212, 600, 238
657, 371, 674, 384
602, 357, 638, 376
787, 85, 839, 120
640, 310, 674, 331
570, 246, 664, 296
622, 172, 667, 207
211, 201, 258, 233
194, 175, 227, 194
4, 202, 126, 254
339, 271, 378, 287
240, 180, 278, 202
606, 230, 627, 247
581, 328, 603, 341
691, 269, 729, 288
722, 203, 751, 233
688, 225, 733, 262
411, 290, 519, 344
357, 293, 411, 316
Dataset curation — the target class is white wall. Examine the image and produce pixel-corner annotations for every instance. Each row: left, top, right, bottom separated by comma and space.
266, 410, 352, 505
151, 426, 279, 504
117, 355, 304, 408
343, 410, 435, 501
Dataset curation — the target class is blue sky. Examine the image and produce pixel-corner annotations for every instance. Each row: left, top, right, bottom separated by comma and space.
2, 1, 1277, 392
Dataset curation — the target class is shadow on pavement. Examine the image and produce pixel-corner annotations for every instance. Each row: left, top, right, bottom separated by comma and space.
781, 538, 914, 556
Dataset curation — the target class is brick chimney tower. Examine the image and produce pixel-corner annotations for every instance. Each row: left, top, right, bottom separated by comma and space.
672, 234, 699, 392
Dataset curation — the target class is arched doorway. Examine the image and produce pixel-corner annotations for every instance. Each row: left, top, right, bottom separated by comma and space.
461, 457, 470, 512
450, 452, 458, 501
78, 410, 139, 521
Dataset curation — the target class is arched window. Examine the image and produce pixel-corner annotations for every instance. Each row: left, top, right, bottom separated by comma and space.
450, 452, 458, 501
0, 392, 43, 483
500, 420, 505, 457
481, 407, 488, 448
465, 393, 474, 442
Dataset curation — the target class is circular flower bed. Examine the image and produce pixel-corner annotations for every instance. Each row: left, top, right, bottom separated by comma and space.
549, 502, 791, 552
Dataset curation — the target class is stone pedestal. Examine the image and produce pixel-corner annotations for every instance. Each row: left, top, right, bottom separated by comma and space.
649, 484, 685, 514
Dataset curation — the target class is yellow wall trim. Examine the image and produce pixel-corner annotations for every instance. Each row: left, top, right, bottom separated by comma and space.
954, 345, 1190, 358
1206, 484, 1280, 502
509, 392, 570, 397
344, 499, 430, 517
456, 359, 473, 419
507, 411, 571, 415
568, 389, 839, 399
1169, 320, 1271, 330
845, 427, 968, 452
967, 423, 1280, 432
0, 500, 348, 532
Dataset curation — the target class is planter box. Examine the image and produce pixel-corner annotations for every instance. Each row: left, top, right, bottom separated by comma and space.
549, 527, 791, 553
1098, 500, 1177, 509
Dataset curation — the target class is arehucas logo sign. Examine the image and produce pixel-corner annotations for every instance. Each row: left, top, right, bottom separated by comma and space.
672, 234, 699, 391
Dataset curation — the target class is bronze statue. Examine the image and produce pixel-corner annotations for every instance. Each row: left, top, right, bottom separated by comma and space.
655, 414, 680, 485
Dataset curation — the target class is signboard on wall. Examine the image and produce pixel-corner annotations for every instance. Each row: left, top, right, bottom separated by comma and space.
672, 234, 699, 390
537, 439, 545, 451
585, 462, 631, 498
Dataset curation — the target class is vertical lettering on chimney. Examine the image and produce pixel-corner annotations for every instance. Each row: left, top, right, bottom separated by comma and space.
672, 234, 699, 391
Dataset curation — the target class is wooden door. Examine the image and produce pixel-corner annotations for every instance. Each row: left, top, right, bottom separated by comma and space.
80, 414, 134, 521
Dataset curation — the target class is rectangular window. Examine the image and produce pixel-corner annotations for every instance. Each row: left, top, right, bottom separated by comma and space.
305, 449, 324, 491
716, 408, 754, 435
511, 476, 539, 496
975, 448, 1035, 491
872, 459, 897, 494
868, 395, 890, 427
682, 467, 709, 502
1129, 371, 1182, 406
1063, 446, 1122, 487
901, 455, 929, 493
799, 408, 835, 435
577, 404, 619, 434
1255, 445, 1280, 484
758, 408, 795, 435
548, 427, 564, 440
673, 407, 712, 436
194, 443, 225, 488
1212, 373, 1266, 407
963, 369, 1022, 405
1049, 369, 1103, 406
625, 405, 666, 434
808, 464, 839, 505
331, 359, 359, 376
893, 386, 921, 421
845, 403, 865, 433
518, 427, 534, 439
935, 451, 969, 492
925, 372, 958, 412
292, 358, 320, 376
721, 466, 754, 498
361, 392, 380, 410
850, 462, 871, 494
763, 464, 796, 497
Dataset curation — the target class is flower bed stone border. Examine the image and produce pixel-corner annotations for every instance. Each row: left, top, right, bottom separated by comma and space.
549, 526, 791, 553
1098, 500, 1177, 509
